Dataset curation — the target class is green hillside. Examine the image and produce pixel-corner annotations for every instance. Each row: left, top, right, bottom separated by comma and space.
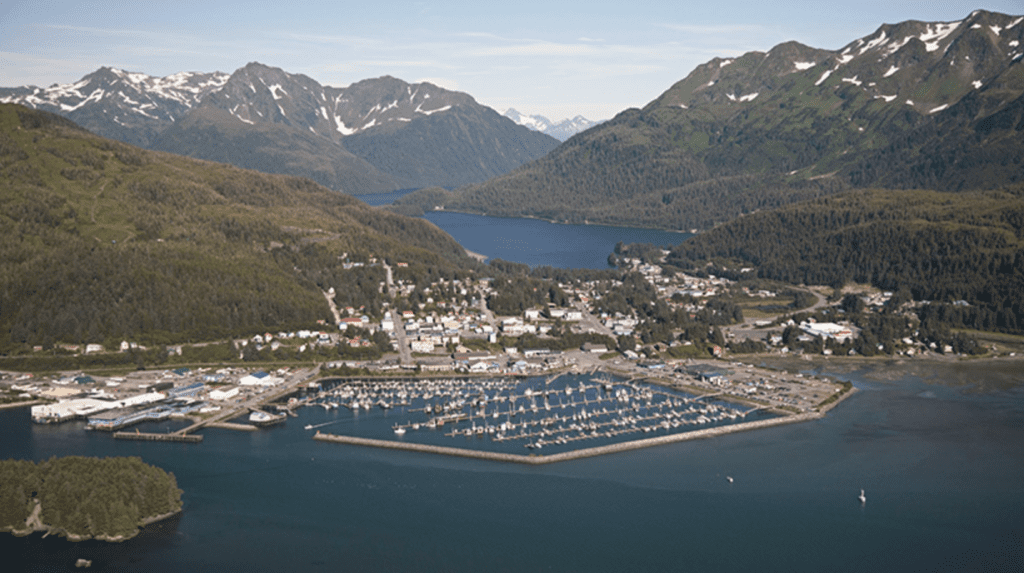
667, 188, 1024, 333
0, 104, 475, 352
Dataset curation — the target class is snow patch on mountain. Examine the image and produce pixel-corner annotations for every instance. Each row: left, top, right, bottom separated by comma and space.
920, 21, 961, 52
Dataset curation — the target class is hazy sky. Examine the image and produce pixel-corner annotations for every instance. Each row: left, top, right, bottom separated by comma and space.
2, 1, 1022, 121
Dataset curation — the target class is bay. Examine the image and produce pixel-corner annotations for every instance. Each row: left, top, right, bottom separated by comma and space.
3, 362, 1023, 572
355, 192, 691, 268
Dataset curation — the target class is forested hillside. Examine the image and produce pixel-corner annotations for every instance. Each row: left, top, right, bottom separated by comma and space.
0, 104, 477, 352
667, 188, 1024, 333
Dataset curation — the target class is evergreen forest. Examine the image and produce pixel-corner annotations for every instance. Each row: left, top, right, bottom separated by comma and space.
0, 456, 182, 541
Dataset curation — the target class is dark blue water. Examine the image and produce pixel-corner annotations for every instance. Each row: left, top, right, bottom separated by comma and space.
4, 367, 1023, 572
355, 191, 691, 268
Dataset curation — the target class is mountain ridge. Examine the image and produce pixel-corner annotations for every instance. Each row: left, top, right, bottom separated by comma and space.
421, 9, 1024, 230
0, 63, 558, 193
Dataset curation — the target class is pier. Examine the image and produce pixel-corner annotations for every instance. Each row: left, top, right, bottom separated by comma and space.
313, 411, 822, 465
206, 422, 258, 431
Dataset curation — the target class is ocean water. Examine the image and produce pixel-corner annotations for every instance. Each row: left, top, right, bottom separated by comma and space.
354, 191, 691, 269
3, 365, 1023, 572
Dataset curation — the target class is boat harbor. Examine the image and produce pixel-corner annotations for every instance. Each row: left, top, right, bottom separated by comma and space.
9, 361, 853, 459
289, 371, 834, 458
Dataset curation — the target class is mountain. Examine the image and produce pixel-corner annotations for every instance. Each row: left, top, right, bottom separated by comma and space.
0, 103, 476, 350
0, 63, 559, 193
425, 10, 1024, 230
503, 109, 604, 140
0, 67, 228, 148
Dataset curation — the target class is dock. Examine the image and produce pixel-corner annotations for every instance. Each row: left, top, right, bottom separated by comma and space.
206, 422, 258, 431
313, 411, 821, 465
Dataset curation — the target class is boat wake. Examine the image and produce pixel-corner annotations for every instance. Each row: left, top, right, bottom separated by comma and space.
304, 420, 342, 431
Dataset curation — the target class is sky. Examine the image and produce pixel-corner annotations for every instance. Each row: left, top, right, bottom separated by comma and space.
2, 1, 1023, 121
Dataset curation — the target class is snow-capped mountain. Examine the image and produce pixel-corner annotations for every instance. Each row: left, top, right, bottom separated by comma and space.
446, 9, 1024, 229
503, 109, 603, 141
0, 67, 228, 147
0, 63, 558, 192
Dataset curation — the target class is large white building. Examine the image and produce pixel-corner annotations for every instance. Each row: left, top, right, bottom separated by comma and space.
800, 321, 854, 342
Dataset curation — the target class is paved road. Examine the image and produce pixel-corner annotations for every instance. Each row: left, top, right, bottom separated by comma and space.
382, 262, 412, 364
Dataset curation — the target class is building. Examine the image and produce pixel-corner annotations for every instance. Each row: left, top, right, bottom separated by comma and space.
410, 340, 435, 353
239, 372, 283, 386
209, 387, 240, 401
799, 321, 854, 342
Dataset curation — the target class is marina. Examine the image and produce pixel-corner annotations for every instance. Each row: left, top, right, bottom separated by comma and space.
288, 371, 832, 458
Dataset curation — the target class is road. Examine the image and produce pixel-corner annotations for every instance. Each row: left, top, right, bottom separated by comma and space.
724, 286, 830, 342
382, 262, 412, 364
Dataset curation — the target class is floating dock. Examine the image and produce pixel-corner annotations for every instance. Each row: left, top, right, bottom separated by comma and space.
113, 431, 203, 443
313, 412, 821, 465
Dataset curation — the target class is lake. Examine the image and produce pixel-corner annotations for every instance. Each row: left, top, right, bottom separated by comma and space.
3, 361, 1023, 572
356, 192, 692, 268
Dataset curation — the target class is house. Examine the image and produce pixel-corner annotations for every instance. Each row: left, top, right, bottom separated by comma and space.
581, 343, 608, 354
339, 317, 364, 331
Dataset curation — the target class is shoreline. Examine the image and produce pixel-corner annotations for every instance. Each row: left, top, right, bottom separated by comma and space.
3, 508, 183, 543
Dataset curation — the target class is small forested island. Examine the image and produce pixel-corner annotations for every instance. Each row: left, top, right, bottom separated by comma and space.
0, 456, 183, 542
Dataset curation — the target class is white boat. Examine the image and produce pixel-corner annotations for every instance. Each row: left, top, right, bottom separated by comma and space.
393, 425, 406, 435
249, 410, 285, 427
859, 489, 866, 504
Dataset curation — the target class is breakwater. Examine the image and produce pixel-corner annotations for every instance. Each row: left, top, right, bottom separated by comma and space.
314, 411, 822, 464
113, 431, 203, 443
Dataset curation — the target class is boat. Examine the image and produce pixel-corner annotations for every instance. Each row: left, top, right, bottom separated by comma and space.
393, 425, 406, 435
859, 489, 866, 504
248, 409, 285, 427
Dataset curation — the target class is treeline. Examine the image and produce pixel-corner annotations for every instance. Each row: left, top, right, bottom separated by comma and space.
668, 188, 1024, 334
0, 456, 182, 541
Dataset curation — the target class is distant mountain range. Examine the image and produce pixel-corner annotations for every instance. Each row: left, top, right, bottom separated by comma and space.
502, 109, 604, 140
406, 9, 1024, 230
0, 63, 558, 193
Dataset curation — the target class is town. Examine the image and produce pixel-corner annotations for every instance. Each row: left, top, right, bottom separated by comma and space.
6, 242, 1003, 453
